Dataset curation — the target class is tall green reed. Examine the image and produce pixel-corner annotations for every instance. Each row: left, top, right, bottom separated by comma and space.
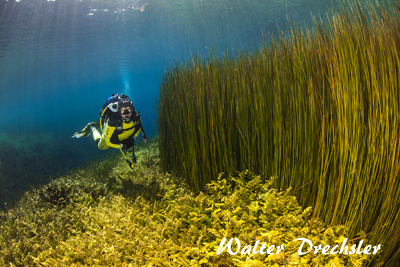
158, 0, 400, 265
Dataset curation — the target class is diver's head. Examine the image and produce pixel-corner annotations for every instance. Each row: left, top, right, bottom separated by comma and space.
118, 95, 134, 123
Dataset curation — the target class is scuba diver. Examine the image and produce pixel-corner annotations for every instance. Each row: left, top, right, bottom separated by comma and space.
72, 93, 146, 168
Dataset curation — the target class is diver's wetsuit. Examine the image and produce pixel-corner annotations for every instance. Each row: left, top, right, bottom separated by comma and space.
92, 110, 145, 152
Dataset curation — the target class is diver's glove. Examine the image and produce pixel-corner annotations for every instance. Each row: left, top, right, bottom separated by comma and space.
72, 121, 98, 138
142, 135, 147, 143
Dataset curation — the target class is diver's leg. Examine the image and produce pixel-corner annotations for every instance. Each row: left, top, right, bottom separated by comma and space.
91, 127, 108, 150
82, 121, 97, 133
131, 142, 137, 163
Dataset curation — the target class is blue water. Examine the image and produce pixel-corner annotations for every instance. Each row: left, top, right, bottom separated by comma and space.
0, 0, 339, 184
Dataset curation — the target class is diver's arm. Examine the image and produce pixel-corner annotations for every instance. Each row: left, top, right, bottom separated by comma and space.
139, 118, 147, 139
133, 111, 146, 139
103, 123, 121, 149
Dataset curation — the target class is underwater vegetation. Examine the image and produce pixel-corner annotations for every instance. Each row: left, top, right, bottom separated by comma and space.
0, 133, 103, 211
158, 0, 400, 266
0, 138, 372, 266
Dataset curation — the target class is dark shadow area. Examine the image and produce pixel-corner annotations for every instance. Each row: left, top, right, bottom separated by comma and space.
0, 132, 109, 211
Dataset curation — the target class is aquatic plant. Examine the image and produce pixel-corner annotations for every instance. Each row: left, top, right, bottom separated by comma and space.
0, 140, 369, 266
158, 0, 400, 265
0, 133, 104, 210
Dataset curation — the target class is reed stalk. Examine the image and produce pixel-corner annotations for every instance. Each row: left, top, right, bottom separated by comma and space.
158, 0, 400, 265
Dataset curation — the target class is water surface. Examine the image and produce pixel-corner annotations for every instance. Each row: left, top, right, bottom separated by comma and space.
0, 0, 339, 135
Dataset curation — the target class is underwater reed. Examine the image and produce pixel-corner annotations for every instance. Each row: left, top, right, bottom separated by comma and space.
1, 139, 368, 266
158, 0, 400, 265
